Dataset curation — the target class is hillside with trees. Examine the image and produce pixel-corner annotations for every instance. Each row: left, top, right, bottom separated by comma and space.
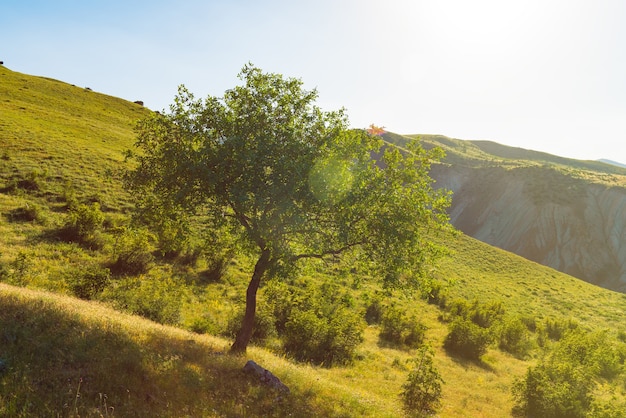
2, 65, 626, 417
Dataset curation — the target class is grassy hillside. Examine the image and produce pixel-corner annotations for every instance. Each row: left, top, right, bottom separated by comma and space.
2, 66, 626, 417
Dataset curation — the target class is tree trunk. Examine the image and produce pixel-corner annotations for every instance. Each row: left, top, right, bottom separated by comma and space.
230, 248, 271, 354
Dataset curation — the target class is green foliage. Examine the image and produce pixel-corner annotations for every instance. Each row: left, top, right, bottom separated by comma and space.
59, 202, 105, 247
401, 346, 443, 416
512, 329, 626, 417
110, 228, 154, 276
225, 305, 277, 344
469, 300, 505, 329
66, 264, 111, 300
379, 305, 426, 349
127, 63, 452, 352
273, 279, 365, 365
283, 305, 364, 366
1, 252, 33, 286
498, 315, 533, 358
444, 318, 491, 360
512, 357, 593, 418
100, 275, 183, 324
542, 317, 579, 341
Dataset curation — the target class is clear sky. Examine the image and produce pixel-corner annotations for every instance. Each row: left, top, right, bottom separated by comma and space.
3, 0, 626, 163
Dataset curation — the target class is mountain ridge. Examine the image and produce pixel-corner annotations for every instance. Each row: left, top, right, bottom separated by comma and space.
383, 132, 626, 291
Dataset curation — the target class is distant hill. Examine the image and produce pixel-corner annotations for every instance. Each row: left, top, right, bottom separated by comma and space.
384, 133, 626, 291
599, 158, 626, 168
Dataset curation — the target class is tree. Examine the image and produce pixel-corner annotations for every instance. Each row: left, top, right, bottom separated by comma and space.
401, 346, 444, 416
127, 64, 451, 353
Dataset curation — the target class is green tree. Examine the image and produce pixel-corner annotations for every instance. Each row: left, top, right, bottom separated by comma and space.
127, 64, 451, 353
401, 346, 444, 416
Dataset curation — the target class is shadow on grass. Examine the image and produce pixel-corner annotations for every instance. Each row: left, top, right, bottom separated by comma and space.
443, 348, 496, 373
0, 289, 343, 417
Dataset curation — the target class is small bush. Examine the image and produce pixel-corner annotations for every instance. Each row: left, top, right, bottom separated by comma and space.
512, 360, 593, 418
444, 318, 491, 361
499, 316, 532, 358
283, 306, 364, 366
59, 202, 104, 247
67, 265, 111, 300
110, 228, 154, 276
401, 346, 443, 416
470, 300, 505, 329
2, 252, 33, 285
542, 317, 578, 341
512, 329, 623, 417
7, 204, 44, 223
379, 306, 426, 349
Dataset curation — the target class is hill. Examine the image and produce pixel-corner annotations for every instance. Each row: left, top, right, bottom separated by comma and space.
383, 132, 626, 292
2, 66, 626, 416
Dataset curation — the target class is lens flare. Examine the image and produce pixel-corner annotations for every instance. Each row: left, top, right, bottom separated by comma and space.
308, 156, 354, 204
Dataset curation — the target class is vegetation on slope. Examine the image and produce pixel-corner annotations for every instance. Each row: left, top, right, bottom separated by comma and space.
2, 66, 626, 416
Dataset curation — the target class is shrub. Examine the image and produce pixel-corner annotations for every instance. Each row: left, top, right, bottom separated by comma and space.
379, 306, 426, 349
401, 346, 443, 416
444, 318, 491, 361
470, 300, 505, 329
542, 317, 578, 341
283, 306, 364, 366
7, 204, 44, 223
100, 276, 183, 325
512, 360, 593, 418
110, 228, 154, 276
499, 316, 532, 358
59, 202, 104, 246
67, 265, 111, 300
512, 329, 623, 417
261, 280, 293, 334
2, 252, 33, 285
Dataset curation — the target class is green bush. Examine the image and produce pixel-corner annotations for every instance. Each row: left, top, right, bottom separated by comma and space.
401, 346, 443, 416
100, 276, 183, 325
283, 306, 364, 366
67, 265, 111, 300
2, 252, 33, 285
499, 316, 532, 358
542, 317, 578, 341
444, 318, 491, 360
470, 300, 505, 329
261, 280, 293, 334
59, 202, 104, 247
512, 360, 593, 418
110, 228, 154, 276
7, 204, 44, 223
512, 329, 625, 417
379, 306, 426, 349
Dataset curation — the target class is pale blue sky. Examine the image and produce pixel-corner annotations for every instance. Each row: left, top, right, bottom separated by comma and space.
3, 0, 626, 163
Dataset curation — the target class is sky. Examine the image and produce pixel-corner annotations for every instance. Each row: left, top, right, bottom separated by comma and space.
3, 0, 626, 163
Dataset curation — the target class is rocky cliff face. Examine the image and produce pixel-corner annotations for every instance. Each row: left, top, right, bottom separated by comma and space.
430, 163, 626, 292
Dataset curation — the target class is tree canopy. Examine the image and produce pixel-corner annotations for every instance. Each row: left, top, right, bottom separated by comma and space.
127, 64, 452, 353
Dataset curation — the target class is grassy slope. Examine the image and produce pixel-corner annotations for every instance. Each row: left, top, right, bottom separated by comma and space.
1, 66, 626, 416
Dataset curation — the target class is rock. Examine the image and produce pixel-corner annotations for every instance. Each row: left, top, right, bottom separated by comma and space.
430, 163, 626, 292
243, 360, 290, 393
